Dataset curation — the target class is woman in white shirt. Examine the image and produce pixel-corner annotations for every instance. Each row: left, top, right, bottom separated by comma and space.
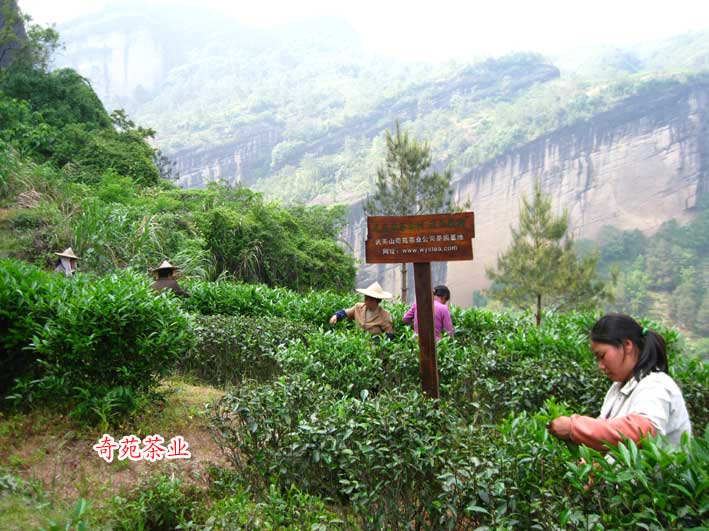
548, 313, 691, 451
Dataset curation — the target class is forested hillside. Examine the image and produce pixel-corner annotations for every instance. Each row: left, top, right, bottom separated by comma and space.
54, 4, 709, 205
0, 3, 355, 291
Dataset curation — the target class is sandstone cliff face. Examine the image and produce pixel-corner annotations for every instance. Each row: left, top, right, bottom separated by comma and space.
173, 127, 282, 188
346, 83, 709, 307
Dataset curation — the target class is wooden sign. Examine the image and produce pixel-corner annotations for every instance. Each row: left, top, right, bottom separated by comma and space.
365, 212, 475, 263
365, 212, 475, 399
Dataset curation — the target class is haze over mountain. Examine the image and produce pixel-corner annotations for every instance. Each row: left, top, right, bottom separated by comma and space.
17, 0, 709, 307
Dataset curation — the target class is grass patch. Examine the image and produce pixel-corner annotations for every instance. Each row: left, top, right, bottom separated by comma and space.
0, 377, 225, 531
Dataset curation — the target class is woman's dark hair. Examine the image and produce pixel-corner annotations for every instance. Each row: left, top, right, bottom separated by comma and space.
433, 285, 451, 301
590, 313, 667, 380
364, 295, 381, 303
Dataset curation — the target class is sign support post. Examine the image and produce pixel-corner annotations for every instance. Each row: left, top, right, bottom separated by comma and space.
413, 262, 438, 397
365, 212, 475, 399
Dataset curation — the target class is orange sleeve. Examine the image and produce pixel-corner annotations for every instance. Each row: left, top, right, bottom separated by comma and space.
569, 413, 656, 451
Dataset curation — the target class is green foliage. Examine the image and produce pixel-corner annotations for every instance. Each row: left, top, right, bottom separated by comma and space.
486, 182, 612, 325
0, 258, 68, 396
204, 191, 355, 291
210, 375, 327, 487
276, 330, 403, 398
364, 121, 454, 217
1, 261, 193, 425
568, 432, 708, 530
595, 199, 709, 338
181, 279, 355, 324
0, 31, 160, 185
110, 475, 201, 531
1, 68, 110, 130
207, 304, 707, 529
179, 314, 312, 387
211, 379, 478, 531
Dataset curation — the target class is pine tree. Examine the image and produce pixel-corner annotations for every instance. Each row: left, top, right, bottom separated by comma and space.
364, 121, 454, 301
486, 182, 612, 325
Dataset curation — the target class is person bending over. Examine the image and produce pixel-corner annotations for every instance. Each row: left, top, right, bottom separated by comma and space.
329, 281, 394, 339
402, 285, 454, 341
548, 313, 691, 451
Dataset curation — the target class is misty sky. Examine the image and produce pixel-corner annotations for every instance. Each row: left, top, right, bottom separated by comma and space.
19, 0, 709, 61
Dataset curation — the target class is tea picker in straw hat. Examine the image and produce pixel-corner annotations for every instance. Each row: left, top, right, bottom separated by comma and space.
150, 260, 190, 298
329, 281, 394, 338
54, 247, 79, 277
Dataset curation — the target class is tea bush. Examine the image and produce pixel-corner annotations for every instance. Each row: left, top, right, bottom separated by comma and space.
567, 429, 709, 530
210, 375, 331, 488
181, 279, 386, 325
189, 481, 349, 531
275, 330, 414, 398
179, 314, 314, 387
5, 265, 192, 423
0, 259, 69, 397
212, 378, 481, 530
109, 475, 201, 531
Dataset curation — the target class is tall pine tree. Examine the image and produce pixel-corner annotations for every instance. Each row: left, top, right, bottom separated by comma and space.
486, 182, 612, 325
364, 121, 454, 301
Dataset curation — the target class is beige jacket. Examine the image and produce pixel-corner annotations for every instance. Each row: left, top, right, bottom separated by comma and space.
345, 302, 393, 335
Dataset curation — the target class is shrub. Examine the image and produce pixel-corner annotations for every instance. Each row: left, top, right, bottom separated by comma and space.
109, 475, 201, 531
190, 481, 349, 531
182, 279, 356, 325
565, 430, 709, 530
6, 266, 192, 424
211, 379, 480, 531
0, 259, 68, 397
179, 314, 313, 387
210, 375, 329, 488
275, 330, 393, 398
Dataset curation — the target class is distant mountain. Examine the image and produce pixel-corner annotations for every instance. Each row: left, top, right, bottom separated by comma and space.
52, 5, 709, 304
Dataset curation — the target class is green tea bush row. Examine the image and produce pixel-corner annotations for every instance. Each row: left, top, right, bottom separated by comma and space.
105, 471, 347, 531
0, 258, 70, 396
1, 259, 192, 424
181, 279, 380, 325
567, 429, 708, 530
178, 314, 314, 387
210, 377, 479, 530
276, 330, 418, 399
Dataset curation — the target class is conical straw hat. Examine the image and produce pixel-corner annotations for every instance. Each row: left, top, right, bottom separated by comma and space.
152, 260, 177, 272
55, 247, 79, 259
355, 281, 392, 300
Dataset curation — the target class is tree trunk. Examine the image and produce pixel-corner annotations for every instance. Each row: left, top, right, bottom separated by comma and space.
536, 293, 542, 326
400, 262, 408, 302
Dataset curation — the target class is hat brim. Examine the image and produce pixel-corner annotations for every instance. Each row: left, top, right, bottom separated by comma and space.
355, 287, 393, 299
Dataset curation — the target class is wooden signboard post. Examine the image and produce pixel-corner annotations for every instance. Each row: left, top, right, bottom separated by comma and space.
365, 212, 475, 398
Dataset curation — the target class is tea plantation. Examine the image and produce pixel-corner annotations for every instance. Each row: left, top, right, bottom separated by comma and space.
1, 259, 707, 530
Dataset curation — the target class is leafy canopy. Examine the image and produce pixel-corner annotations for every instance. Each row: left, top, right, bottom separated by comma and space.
486, 182, 612, 324
364, 121, 453, 217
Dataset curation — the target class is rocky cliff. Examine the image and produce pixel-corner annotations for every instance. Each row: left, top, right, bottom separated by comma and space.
172, 126, 282, 188
448, 82, 708, 306
345, 82, 709, 307
0, 0, 26, 69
